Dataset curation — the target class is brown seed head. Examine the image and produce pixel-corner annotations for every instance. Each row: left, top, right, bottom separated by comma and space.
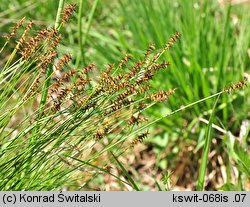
39, 51, 57, 70
145, 43, 155, 57
131, 131, 149, 147
50, 34, 62, 50
5, 17, 26, 40
118, 54, 132, 69
164, 32, 181, 50
150, 61, 170, 72
54, 53, 72, 71
151, 88, 176, 102
223, 78, 247, 93
83, 63, 95, 74
61, 4, 77, 25
94, 126, 109, 140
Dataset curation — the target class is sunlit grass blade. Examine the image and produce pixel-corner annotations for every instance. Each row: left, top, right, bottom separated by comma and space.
79, 0, 99, 65
111, 152, 140, 191
197, 95, 220, 191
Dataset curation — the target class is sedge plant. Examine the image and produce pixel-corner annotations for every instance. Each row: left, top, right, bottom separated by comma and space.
0, 4, 182, 190
0, 2, 248, 190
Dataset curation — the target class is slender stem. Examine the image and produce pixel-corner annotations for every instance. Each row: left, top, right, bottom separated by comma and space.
81, 0, 99, 64
238, 172, 243, 190
197, 95, 220, 191
87, 91, 224, 163
38, 0, 65, 117
55, 0, 65, 30
78, 0, 84, 60
27, 0, 66, 176
0, 42, 8, 54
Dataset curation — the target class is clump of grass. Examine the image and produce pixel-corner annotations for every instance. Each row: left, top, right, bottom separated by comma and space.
1, 2, 248, 190
104, 0, 250, 190
0, 3, 182, 190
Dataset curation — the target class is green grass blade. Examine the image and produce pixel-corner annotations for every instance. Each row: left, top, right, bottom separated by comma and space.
78, 0, 84, 60
197, 95, 220, 191
81, 0, 99, 64
155, 180, 163, 191
111, 152, 140, 191
54, 0, 65, 29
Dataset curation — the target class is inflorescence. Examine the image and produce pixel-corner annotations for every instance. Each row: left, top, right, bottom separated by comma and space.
4, 4, 181, 148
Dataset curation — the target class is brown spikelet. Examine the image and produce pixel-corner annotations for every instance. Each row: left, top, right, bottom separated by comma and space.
51, 100, 61, 112
27, 20, 33, 30
151, 52, 161, 63
138, 115, 148, 123
82, 63, 95, 74
37, 28, 50, 39
61, 4, 77, 25
128, 115, 137, 125
94, 127, 109, 140
134, 84, 151, 96
47, 28, 58, 40
131, 131, 149, 147
128, 115, 148, 126
50, 34, 62, 50
51, 86, 72, 112
223, 78, 247, 93
120, 98, 134, 106
49, 85, 59, 95
39, 51, 57, 70
48, 68, 78, 98
111, 103, 123, 112
117, 81, 130, 90
74, 76, 89, 92
103, 64, 115, 76
4, 17, 26, 40
19, 26, 50, 58
151, 88, 176, 102
17, 20, 34, 52
136, 71, 154, 85
138, 101, 146, 111
98, 71, 127, 93
145, 43, 155, 57
18, 36, 26, 51
125, 60, 144, 80
164, 32, 181, 50
63, 69, 78, 81
116, 87, 135, 102
54, 53, 72, 71
150, 61, 170, 72
48, 77, 66, 96
118, 54, 132, 68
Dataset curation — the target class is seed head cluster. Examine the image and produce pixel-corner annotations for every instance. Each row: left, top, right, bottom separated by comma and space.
3, 3, 248, 190
39, 32, 180, 143
164, 31, 181, 50
130, 131, 149, 147
61, 4, 77, 25
5, 6, 180, 154
223, 78, 247, 93
4, 17, 26, 40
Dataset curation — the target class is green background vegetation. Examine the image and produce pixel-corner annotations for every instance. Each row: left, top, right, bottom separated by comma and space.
0, 0, 249, 190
